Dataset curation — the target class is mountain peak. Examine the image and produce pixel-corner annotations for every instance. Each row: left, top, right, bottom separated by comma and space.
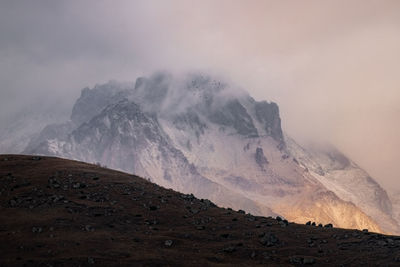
71, 81, 133, 126
23, 71, 393, 234
130, 72, 283, 141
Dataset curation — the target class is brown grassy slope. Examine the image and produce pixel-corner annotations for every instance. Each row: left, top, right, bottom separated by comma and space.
0, 155, 400, 266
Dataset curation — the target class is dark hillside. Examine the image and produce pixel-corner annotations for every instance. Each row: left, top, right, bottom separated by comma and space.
0, 155, 399, 266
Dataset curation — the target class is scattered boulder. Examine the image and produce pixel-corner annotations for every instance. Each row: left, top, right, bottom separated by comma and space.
279, 219, 289, 227
250, 251, 256, 259
85, 225, 94, 232
164, 240, 173, 247
222, 246, 236, 253
72, 182, 86, 189
290, 256, 316, 265
290, 256, 303, 264
32, 227, 42, 233
259, 233, 279, 247
9, 199, 17, 207
303, 257, 316, 264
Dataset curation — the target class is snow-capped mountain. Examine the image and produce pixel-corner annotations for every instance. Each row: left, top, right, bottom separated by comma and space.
24, 72, 398, 234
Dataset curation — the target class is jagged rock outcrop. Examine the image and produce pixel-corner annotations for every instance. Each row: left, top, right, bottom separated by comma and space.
254, 101, 283, 142
255, 147, 269, 169
209, 99, 259, 138
71, 81, 132, 126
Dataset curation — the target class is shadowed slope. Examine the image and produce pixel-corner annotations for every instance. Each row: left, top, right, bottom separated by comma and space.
1, 155, 400, 266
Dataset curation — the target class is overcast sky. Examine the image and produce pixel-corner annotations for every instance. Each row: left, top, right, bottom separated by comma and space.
0, 0, 399, 191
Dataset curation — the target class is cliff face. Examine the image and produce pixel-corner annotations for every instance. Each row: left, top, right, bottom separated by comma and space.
70, 82, 133, 126
254, 101, 283, 142
25, 72, 394, 233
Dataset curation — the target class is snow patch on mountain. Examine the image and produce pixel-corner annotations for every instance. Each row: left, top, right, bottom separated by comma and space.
285, 135, 400, 234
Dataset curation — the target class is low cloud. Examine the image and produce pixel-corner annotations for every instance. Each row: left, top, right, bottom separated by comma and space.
0, 0, 399, 190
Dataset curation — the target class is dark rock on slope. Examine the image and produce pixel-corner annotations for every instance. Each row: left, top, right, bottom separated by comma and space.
209, 99, 259, 138
1, 155, 400, 266
254, 101, 283, 142
255, 147, 269, 165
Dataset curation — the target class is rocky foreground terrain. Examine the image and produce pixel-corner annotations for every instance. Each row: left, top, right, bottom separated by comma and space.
1, 155, 400, 266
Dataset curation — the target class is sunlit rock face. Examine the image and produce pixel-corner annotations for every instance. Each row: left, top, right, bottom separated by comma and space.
285, 137, 400, 234
390, 192, 400, 225
26, 72, 397, 234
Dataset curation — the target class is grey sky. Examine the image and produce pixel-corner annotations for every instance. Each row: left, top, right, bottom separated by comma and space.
0, 0, 399, 190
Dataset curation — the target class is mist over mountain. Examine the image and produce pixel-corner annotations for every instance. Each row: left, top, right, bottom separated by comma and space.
1, 2, 400, 265
19, 72, 399, 234
0, 104, 69, 154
